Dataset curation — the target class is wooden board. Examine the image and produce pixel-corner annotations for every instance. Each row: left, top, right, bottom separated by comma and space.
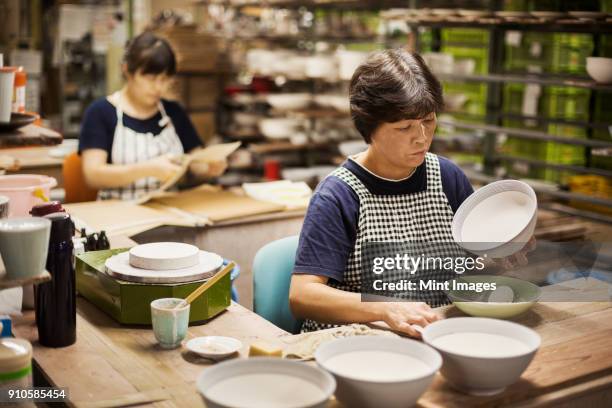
151, 186, 286, 223
0, 124, 62, 147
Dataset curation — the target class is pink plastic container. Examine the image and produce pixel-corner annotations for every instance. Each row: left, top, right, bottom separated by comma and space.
0, 175, 57, 217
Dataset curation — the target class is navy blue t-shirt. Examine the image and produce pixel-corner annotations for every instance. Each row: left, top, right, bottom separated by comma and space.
78, 98, 202, 161
293, 155, 474, 282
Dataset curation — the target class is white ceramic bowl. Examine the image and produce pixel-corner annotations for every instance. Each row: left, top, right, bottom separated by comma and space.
197, 357, 335, 408
258, 118, 305, 139
315, 336, 441, 408
266, 93, 312, 111
452, 179, 537, 258
185, 336, 242, 360
586, 57, 612, 83
422, 317, 540, 396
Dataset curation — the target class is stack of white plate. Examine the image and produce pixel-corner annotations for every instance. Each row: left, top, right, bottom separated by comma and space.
104, 242, 223, 284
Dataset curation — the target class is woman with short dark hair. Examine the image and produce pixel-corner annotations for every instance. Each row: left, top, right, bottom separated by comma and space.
79, 31, 226, 200
289, 49, 474, 336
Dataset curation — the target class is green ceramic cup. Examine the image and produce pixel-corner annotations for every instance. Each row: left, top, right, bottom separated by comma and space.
150, 298, 190, 349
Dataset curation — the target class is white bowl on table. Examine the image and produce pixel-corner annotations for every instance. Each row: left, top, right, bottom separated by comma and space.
586, 57, 612, 84
422, 317, 540, 396
315, 336, 441, 408
197, 357, 335, 408
452, 179, 537, 258
258, 118, 305, 140
266, 93, 312, 111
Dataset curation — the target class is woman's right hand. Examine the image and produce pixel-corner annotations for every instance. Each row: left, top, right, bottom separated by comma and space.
380, 302, 439, 338
146, 155, 183, 182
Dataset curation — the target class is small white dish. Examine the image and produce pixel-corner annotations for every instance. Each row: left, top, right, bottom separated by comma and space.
186, 336, 243, 360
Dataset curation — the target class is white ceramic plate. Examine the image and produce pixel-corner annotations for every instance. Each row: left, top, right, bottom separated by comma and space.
186, 336, 242, 360
105, 250, 223, 284
129, 242, 200, 270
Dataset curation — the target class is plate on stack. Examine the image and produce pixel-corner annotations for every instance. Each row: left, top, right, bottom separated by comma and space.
105, 242, 223, 284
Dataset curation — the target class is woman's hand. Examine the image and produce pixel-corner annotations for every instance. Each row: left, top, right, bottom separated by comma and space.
146, 155, 183, 182
380, 302, 440, 338
189, 159, 228, 179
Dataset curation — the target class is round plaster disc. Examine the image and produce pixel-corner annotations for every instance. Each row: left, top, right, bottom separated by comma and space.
129, 242, 200, 270
105, 251, 223, 284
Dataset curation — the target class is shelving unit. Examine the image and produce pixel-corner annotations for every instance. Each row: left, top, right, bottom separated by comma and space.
402, 2, 612, 222
198, 0, 611, 220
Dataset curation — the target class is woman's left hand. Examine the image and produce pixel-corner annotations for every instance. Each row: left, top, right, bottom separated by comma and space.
189, 159, 228, 179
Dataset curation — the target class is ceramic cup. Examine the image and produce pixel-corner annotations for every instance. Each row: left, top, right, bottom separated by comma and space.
0, 217, 51, 279
150, 298, 190, 349
0, 68, 15, 123
0, 196, 8, 219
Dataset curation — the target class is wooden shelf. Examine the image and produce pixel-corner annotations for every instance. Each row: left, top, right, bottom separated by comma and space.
0, 125, 63, 148
437, 72, 612, 92
0, 271, 51, 289
249, 141, 335, 154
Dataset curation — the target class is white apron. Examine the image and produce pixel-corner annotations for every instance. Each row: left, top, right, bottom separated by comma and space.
98, 92, 184, 200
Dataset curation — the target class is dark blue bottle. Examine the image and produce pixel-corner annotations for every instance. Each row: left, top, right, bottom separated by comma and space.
35, 212, 76, 347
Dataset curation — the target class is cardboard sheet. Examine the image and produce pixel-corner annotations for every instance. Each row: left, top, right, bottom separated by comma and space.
64, 200, 204, 237
150, 185, 285, 222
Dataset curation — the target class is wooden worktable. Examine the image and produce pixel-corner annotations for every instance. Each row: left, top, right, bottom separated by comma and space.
11, 278, 611, 408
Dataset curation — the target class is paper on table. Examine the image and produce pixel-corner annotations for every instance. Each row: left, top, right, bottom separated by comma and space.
243, 181, 312, 209
134, 141, 241, 205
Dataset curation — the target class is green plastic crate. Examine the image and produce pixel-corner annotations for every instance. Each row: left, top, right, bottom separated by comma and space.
551, 33, 594, 75
505, 33, 593, 74
443, 82, 488, 116
502, 84, 591, 121
440, 45, 489, 74
594, 91, 612, 141
441, 28, 489, 45
545, 87, 591, 120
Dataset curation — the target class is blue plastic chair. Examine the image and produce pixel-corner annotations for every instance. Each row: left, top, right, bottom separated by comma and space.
253, 235, 303, 334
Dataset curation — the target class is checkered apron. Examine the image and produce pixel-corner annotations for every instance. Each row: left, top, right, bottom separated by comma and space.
301, 153, 457, 333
